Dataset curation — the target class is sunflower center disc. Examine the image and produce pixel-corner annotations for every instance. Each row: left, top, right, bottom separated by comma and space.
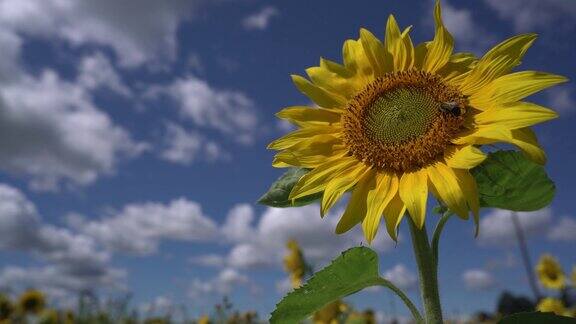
343, 70, 467, 172
364, 88, 439, 144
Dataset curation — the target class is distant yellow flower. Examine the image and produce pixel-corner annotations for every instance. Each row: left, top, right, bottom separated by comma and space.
537, 254, 566, 289
571, 265, 576, 287
283, 239, 306, 288
39, 308, 59, 324
198, 315, 211, 324
314, 300, 345, 324
17, 289, 46, 314
537, 297, 566, 315
269, 0, 565, 242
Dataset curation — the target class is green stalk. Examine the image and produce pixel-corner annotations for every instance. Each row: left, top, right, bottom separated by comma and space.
408, 217, 443, 324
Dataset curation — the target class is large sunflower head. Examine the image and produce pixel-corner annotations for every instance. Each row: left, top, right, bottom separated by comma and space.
537, 254, 566, 290
269, 0, 567, 242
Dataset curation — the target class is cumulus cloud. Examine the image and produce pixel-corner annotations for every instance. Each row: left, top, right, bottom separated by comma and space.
78, 53, 132, 97
242, 6, 279, 31
213, 204, 397, 270
0, 66, 146, 191
462, 269, 496, 291
484, 0, 576, 32
383, 264, 417, 290
477, 209, 552, 246
147, 76, 259, 145
0, 0, 211, 67
188, 268, 251, 298
546, 87, 575, 115
440, 1, 495, 54
547, 217, 576, 242
159, 122, 229, 165
68, 198, 219, 255
0, 183, 124, 298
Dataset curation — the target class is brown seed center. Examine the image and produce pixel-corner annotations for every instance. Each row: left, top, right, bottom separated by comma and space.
342, 70, 467, 172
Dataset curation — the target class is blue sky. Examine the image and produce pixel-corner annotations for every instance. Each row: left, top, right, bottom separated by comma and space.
0, 0, 575, 320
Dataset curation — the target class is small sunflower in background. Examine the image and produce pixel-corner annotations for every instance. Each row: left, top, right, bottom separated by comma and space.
283, 239, 307, 288
537, 254, 566, 290
269, 0, 566, 242
537, 297, 567, 316
17, 289, 46, 314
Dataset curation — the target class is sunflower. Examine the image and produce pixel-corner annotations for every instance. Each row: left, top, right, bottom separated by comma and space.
283, 239, 306, 288
537, 254, 566, 289
17, 289, 46, 314
269, 0, 566, 242
536, 297, 566, 316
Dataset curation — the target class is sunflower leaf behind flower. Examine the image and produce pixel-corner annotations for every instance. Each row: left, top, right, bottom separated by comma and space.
266, 0, 566, 243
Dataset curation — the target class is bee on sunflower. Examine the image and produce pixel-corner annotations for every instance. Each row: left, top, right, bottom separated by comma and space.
269, 0, 566, 243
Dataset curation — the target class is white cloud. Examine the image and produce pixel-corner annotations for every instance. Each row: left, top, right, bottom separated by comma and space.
148, 76, 259, 145
477, 209, 552, 246
546, 87, 575, 115
188, 268, 251, 298
275, 277, 293, 295
547, 217, 576, 242
440, 1, 495, 54
242, 6, 279, 31
0, 67, 146, 191
0, 0, 211, 67
462, 269, 496, 291
484, 0, 576, 31
159, 122, 229, 165
140, 295, 176, 317
0, 183, 125, 297
189, 254, 226, 268
78, 53, 132, 97
383, 264, 417, 290
69, 198, 219, 255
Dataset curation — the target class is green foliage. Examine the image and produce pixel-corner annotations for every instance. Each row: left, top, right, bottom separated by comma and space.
498, 311, 575, 323
472, 150, 555, 211
258, 168, 322, 207
270, 247, 421, 324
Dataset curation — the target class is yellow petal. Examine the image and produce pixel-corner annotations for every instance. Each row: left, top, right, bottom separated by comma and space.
383, 192, 406, 241
272, 135, 346, 168
267, 126, 339, 150
342, 39, 374, 84
306, 59, 359, 99
289, 157, 359, 200
510, 128, 547, 165
336, 170, 375, 234
471, 71, 568, 108
385, 15, 409, 71
438, 52, 477, 85
291, 74, 347, 109
474, 102, 558, 130
460, 33, 537, 95
422, 0, 453, 73
428, 163, 468, 219
453, 169, 480, 236
445, 145, 487, 169
401, 26, 415, 70
399, 169, 428, 228
362, 172, 399, 243
454, 126, 546, 165
276, 106, 342, 126
359, 28, 393, 77
414, 41, 430, 70
321, 163, 370, 217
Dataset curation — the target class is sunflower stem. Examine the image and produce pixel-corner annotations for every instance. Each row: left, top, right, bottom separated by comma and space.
408, 217, 443, 324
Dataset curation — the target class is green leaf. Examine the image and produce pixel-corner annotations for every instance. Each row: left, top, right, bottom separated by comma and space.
471, 150, 555, 211
499, 311, 575, 323
270, 247, 422, 324
258, 168, 322, 207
